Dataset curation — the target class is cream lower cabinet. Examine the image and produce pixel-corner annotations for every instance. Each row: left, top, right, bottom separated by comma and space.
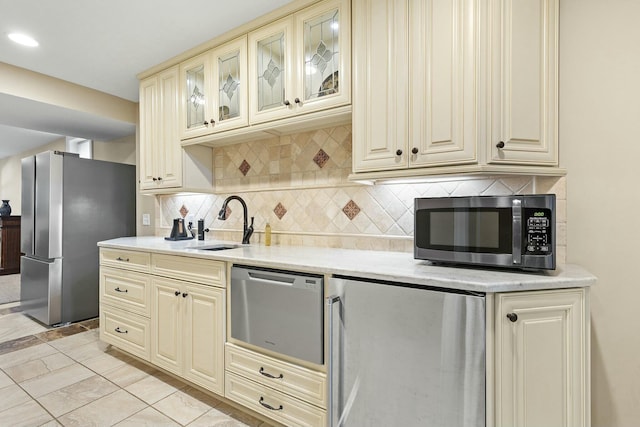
100, 249, 226, 397
151, 277, 225, 395
493, 288, 589, 427
225, 343, 326, 427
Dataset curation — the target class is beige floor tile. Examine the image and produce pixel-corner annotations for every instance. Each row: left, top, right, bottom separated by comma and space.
0, 369, 13, 388
62, 337, 111, 362
152, 388, 214, 425
215, 402, 265, 427
57, 389, 146, 427
0, 342, 57, 369
47, 329, 99, 353
187, 407, 254, 427
101, 358, 157, 388
0, 399, 53, 427
20, 362, 94, 398
0, 312, 49, 342
3, 352, 74, 383
114, 406, 181, 427
37, 375, 119, 417
80, 351, 130, 374
125, 371, 187, 405
0, 383, 32, 412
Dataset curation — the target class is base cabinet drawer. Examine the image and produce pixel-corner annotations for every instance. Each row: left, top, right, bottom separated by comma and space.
100, 248, 151, 273
100, 267, 151, 316
225, 372, 326, 427
225, 343, 326, 408
152, 254, 225, 287
100, 305, 151, 361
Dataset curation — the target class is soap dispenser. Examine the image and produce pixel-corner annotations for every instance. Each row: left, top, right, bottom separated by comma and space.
265, 222, 272, 246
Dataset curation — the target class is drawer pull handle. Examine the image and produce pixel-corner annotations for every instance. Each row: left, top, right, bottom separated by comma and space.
114, 287, 128, 293
259, 397, 283, 411
115, 257, 130, 262
259, 367, 283, 379
115, 327, 128, 334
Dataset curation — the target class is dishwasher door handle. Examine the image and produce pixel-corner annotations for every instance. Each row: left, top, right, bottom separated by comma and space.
247, 271, 296, 286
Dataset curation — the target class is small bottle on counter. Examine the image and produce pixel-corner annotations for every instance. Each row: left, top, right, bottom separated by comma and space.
265, 222, 272, 246
197, 219, 205, 240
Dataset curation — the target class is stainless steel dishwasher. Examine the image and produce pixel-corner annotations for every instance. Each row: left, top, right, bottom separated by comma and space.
230, 265, 324, 365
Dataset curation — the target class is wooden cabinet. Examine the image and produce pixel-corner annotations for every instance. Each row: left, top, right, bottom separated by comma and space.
139, 66, 214, 194
493, 288, 589, 427
0, 216, 21, 275
151, 277, 226, 395
351, 0, 561, 180
353, 0, 478, 173
100, 249, 226, 396
179, 36, 249, 140
140, 66, 182, 190
248, 0, 350, 125
99, 250, 152, 361
488, 0, 559, 165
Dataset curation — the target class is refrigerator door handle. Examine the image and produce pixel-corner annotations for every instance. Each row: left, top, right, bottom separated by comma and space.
326, 294, 341, 427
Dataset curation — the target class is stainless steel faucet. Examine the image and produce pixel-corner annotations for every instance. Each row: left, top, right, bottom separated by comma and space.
218, 195, 254, 244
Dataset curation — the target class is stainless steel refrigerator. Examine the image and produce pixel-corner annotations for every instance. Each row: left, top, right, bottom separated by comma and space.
21, 151, 136, 325
328, 277, 486, 427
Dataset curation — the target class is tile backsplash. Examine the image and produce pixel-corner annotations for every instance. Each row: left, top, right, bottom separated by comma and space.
158, 125, 566, 261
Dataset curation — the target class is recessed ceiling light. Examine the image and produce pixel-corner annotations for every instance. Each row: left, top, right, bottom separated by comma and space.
8, 33, 39, 47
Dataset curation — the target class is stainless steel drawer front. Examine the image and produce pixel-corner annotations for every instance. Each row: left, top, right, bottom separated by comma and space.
231, 266, 324, 365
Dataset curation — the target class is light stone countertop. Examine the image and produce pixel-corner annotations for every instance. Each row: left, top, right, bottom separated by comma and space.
98, 236, 596, 293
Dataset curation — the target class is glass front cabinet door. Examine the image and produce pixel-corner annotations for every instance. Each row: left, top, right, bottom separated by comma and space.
249, 0, 350, 125
180, 36, 248, 140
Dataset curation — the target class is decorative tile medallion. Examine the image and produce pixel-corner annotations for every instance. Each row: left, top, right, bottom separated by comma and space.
313, 149, 330, 168
342, 200, 361, 220
179, 204, 189, 218
239, 160, 251, 176
273, 203, 287, 220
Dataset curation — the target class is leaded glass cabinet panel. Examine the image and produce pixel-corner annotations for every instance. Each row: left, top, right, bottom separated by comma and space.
211, 36, 248, 132
303, 8, 340, 101
180, 52, 212, 139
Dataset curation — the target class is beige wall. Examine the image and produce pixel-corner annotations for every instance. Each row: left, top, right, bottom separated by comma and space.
561, 0, 640, 424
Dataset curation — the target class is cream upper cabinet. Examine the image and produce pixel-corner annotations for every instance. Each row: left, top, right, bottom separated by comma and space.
488, 0, 559, 165
352, 0, 478, 173
494, 288, 589, 427
179, 36, 248, 140
249, 0, 350, 125
139, 66, 182, 190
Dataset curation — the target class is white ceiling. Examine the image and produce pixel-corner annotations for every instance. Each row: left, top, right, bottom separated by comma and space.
0, 0, 294, 159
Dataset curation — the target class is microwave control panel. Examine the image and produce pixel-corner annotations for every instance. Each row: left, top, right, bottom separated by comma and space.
524, 208, 553, 255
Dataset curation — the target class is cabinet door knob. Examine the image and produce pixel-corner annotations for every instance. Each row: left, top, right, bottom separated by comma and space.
396, 149, 403, 156
152, 177, 157, 181
203, 120, 209, 126
411, 147, 419, 155
210, 119, 215, 125
158, 177, 163, 181
182, 292, 188, 298
506, 312, 518, 322
294, 97, 301, 105
496, 141, 505, 149
174, 291, 180, 296
283, 100, 291, 106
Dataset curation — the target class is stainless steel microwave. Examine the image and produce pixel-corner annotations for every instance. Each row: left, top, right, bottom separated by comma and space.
414, 194, 555, 270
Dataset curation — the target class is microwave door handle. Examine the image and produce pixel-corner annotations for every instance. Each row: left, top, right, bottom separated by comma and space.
512, 199, 522, 265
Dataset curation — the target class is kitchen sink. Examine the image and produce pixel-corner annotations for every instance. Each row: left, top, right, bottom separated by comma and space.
187, 244, 240, 251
